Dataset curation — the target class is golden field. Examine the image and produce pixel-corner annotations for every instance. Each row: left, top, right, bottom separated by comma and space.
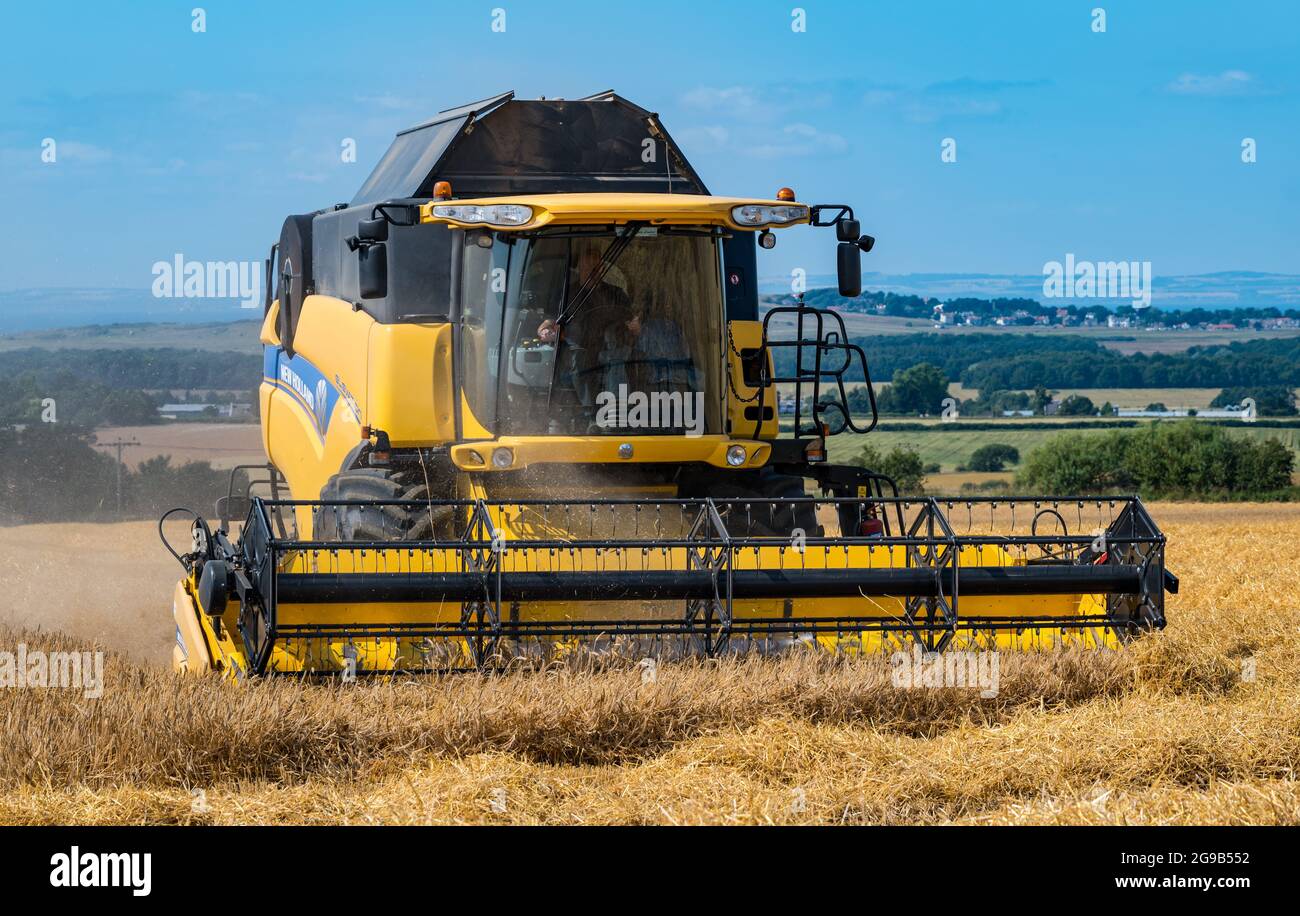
0, 502, 1297, 825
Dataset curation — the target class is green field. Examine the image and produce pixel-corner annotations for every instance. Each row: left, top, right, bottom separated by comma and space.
828, 421, 1300, 474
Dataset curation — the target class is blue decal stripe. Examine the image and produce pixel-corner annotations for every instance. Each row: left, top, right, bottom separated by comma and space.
265, 349, 340, 442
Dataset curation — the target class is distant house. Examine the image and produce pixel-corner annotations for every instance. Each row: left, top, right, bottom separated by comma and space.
1196, 408, 1253, 418
1117, 408, 1188, 418
159, 403, 217, 417
158, 403, 253, 420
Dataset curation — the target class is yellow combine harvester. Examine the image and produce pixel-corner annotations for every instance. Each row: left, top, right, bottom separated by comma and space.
164, 92, 1176, 676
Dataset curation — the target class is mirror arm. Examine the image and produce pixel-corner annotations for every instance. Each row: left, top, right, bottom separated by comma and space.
809, 204, 855, 226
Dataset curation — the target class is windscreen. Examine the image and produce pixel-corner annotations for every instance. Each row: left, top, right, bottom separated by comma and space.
459, 227, 725, 437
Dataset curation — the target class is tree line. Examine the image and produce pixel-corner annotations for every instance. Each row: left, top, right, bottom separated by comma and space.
784, 287, 1300, 327
0, 374, 160, 426
0, 348, 262, 429
0, 425, 240, 523
1016, 422, 1295, 499
959, 337, 1300, 390
847, 422, 1295, 500
0, 348, 262, 390
774, 332, 1100, 384
773, 330, 1300, 392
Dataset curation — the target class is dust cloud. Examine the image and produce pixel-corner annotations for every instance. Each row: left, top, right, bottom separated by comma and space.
0, 520, 189, 665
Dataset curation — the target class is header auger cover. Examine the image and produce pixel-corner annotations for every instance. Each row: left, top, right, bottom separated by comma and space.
173, 493, 1174, 676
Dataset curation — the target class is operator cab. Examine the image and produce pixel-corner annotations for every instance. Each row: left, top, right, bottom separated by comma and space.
458, 224, 723, 438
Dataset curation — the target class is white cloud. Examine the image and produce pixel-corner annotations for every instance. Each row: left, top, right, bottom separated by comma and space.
355, 93, 419, 111
677, 85, 842, 156
1166, 70, 1254, 96
862, 89, 900, 107
903, 98, 1003, 123
682, 86, 762, 114
675, 125, 729, 152
56, 142, 113, 164
748, 123, 848, 158
681, 84, 830, 122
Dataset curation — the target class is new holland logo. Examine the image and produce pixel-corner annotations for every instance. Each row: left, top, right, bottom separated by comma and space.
314, 378, 329, 428
279, 364, 314, 411
278, 362, 332, 435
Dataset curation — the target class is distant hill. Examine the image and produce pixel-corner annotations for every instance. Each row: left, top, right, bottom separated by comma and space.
5, 271, 1298, 335
0, 288, 260, 333
758, 271, 1300, 310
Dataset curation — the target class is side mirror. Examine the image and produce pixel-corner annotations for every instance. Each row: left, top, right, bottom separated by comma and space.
358, 217, 389, 243
836, 218, 861, 242
359, 242, 388, 299
836, 241, 861, 297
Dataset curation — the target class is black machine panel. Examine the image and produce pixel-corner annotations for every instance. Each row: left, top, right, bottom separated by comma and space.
352, 91, 708, 204
722, 231, 758, 322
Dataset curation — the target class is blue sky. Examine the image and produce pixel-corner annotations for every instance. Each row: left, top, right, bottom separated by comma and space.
1, 0, 1296, 297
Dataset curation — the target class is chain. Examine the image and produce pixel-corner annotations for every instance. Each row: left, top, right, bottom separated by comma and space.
725, 322, 762, 404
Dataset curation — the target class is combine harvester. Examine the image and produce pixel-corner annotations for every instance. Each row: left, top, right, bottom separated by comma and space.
164, 92, 1177, 676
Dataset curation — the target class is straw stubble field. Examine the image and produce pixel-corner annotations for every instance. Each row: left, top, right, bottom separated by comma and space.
0, 502, 1297, 825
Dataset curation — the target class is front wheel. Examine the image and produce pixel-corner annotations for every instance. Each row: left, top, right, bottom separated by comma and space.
313, 468, 454, 541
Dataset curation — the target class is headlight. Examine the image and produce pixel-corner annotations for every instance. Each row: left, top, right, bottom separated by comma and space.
491, 447, 514, 469
730, 204, 809, 227
430, 204, 533, 226
726, 445, 748, 467
462, 449, 485, 466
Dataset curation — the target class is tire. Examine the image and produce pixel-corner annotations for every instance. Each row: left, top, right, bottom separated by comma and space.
709, 474, 824, 539
313, 468, 454, 541
765, 477, 824, 539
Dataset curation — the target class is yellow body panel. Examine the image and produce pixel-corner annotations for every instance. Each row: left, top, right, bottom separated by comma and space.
367, 320, 456, 446
725, 320, 780, 439
171, 580, 213, 674
450, 435, 770, 471
419, 193, 811, 232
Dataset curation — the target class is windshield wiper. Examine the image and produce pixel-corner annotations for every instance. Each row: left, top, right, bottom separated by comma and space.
542, 222, 645, 428
555, 221, 645, 327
